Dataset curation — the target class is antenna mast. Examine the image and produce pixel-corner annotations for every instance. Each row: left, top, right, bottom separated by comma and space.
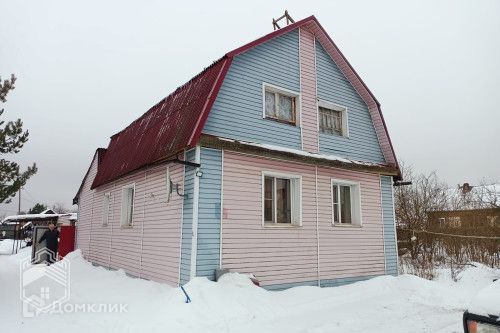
272, 10, 295, 30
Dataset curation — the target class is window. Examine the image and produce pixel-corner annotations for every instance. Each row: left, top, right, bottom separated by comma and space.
263, 173, 301, 225
264, 85, 298, 125
438, 217, 445, 228
331, 180, 361, 226
449, 216, 461, 228
102, 193, 110, 226
121, 184, 135, 227
318, 102, 348, 136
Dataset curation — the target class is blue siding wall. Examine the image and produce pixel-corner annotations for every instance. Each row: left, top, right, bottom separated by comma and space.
180, 149, 196, 285
264, 275, 380, 291
381, 176, 398, 276
316, 42, 385, 163
203, 29, 301, 150
196, 148, 222, 280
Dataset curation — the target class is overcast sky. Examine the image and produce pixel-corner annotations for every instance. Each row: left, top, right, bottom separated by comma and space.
0, 0, 499, 216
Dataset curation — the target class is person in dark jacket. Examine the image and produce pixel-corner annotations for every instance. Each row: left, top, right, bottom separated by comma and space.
38, 222, 60, 264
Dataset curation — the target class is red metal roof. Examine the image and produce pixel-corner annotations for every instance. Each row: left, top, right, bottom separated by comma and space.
91, 57, 231, 188
90, 15, 399, 189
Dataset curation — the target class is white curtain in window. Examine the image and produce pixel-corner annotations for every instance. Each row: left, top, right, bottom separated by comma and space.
278, 95, 293, 121
265, 91, 276, 117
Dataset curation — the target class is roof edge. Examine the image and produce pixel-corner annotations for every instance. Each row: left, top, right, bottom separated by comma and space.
73, 148, 106, 205
227, 15, 315, 58
110, 56, 228, 140
200, 134, 399, 176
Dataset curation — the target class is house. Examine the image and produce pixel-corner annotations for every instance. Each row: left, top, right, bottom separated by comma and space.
73, 15, 401, 290
1, 209, 75, 254
1, 209, 74, 239
430, 184, 500, 230
429, 208, 500, 229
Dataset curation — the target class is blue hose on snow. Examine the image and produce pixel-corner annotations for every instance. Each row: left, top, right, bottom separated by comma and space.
180, 286, 191, 303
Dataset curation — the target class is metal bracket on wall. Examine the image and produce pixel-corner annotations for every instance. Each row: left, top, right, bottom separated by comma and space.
175, 183, 187, 199
170, 157, 200, 168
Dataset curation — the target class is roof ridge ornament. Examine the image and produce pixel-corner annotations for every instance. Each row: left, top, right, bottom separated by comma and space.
272, 10, 295, 30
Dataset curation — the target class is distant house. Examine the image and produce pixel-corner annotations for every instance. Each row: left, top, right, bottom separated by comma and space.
1, 209, 75, 239
429, 208, 500, 229
430, 184, 500, 230
73, 16, 401, 290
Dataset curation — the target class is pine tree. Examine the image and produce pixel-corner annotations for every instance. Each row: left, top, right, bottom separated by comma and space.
28, 203, 47, 214
0, 74, 37, 203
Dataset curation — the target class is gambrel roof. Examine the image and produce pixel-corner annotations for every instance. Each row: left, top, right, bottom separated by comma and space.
90, 15, 399, 189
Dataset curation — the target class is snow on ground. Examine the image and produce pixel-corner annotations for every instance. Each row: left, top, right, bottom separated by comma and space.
0, 239, 22, 255
0, 247, 499, 333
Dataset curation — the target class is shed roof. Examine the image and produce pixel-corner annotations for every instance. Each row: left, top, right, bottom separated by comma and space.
1, 211, 72, 224
89, 15, 400, 190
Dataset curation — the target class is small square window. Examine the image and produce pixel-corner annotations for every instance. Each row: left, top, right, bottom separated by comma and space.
332, 180, 361, 226
264, 85, 298, 125
318, 103, 348, 136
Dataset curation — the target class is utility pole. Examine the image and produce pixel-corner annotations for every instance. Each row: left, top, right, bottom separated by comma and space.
17, 188, 21, 214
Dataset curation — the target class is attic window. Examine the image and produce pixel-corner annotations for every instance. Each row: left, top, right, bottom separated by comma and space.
263, 84, 298, 125
318, 101, 348, 137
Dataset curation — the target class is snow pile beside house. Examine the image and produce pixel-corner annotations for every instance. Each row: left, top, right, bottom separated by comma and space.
1, 249, 499, 333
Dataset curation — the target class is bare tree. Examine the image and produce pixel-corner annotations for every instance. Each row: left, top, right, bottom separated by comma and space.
394, 163, 449, 229
51, 202, 69, 214
450, 178, 499, 210
394, 163, 449, 262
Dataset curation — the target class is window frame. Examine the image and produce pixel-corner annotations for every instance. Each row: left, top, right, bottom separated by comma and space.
102, 192, 111, 227
261, 171, 302, 227
317, 100, 349, 137
120, 183, 135, 228
262, 83, 301, 126
330, 178, 362, 227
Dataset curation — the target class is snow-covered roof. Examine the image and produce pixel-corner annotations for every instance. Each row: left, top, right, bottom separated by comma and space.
214, 136, 394, 169
1, 211, 73, 224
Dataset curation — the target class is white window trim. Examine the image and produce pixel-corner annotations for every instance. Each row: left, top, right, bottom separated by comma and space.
317, 99, 349, 138
330, 178, 362, 227
120, 183, 136, 228
102, 192, 111, 227
262, 82, 301, 126
261, 171, 302, 227
165, 166, 172, 203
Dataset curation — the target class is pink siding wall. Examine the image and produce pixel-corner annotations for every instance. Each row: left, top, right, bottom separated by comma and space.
76, 154, 98, 259
76, 162, 184, 286
221, 151, 385, 287
316, 166, 385, 280
299, 28, 319, 153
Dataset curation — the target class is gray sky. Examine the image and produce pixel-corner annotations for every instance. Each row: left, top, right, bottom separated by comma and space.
0, 0, 499, 216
